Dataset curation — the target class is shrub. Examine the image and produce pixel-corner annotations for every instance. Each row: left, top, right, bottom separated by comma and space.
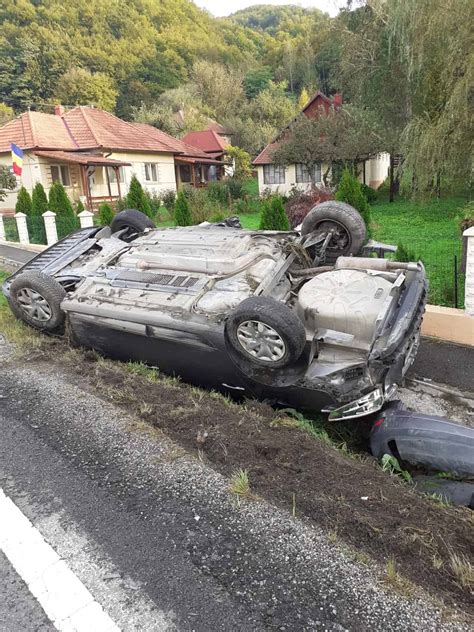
15, 186, 32, 215
161, 189, 176, 213
395, 242, 418, 262
98, 202, 115, 226
226, 146, 252, 180
207, 181, 230, 206
360, 183, 378, 203
126, 175, 153, 218
335, 168, 371, 236
31, 182, 48, 216
259, 196, 290, 231
75, 199, 85, 214
284, 185, 333, 228
175, 190, 192, 226
146, 191, 161, 217
48, 182, 74, 216
227, 178, 245, 200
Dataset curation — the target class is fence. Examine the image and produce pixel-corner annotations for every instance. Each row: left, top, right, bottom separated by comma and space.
0, 211, 93, 247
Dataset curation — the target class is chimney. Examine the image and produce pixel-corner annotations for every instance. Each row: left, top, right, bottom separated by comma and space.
333, 93, 343, 109
54, 104, 65, 116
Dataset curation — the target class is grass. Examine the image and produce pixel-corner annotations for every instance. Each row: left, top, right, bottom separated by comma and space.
370, 194, 468, 307
229, 468, 253, 499
448, 552, 474, 590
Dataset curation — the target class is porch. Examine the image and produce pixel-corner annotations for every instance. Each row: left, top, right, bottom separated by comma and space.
34, 150, 131, 211
175, 156, 225, 189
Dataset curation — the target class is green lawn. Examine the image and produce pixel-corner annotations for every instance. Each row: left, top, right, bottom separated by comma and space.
370, 195, 467, 307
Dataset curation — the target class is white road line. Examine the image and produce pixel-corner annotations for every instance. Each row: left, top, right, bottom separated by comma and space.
0, 488, 120, 632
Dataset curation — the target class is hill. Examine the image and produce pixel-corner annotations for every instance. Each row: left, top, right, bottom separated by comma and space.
230, 4, 320, 34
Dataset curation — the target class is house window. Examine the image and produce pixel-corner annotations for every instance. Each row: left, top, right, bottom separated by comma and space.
51, 165, 71, 186
295, 163, 321, 184
144, 163, 158, 182
107, 166, 125, 183
263, 164, 285, 185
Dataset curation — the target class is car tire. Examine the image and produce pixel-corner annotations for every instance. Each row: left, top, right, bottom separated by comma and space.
225, 297, 306, 369
301, 201, 366, 263
9, 271, 67, 331
110, 209, 155, 241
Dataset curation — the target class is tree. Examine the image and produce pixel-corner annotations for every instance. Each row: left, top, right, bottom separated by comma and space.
48, 182, 74, 216
192, 61, 244, 121
174, 190, 192, 226
298, 88, 310, 109
259, 196, 290, 231
55, 67, 118, 110
0, 166, 16, 202
244, 67, 274, 99
31, 182, 48, 216
226, 146, 252, 180
126, 175, 153, 218
98, 202, 114, 225
335, 168, 371, 235
272, 106, 385, 186
15, 186, 32, 215
0, 102, 14, 125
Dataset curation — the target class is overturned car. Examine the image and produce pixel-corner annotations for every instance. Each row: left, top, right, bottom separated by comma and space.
2, 202, 427, 420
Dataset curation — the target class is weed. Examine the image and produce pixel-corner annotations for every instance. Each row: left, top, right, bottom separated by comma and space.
432, 555, 444, 570
448, 553, 474, 590
381, 454, 412, 483
425, 492, 452, 508
328, 529, 338, 543
384, 557, 413, 595
229, 468, 253, 499
139, 402, 154, 416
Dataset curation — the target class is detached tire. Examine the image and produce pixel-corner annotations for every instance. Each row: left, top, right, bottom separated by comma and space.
301, 201, 366, 263
9, 271, 67, 332
111, 209, 155, 241
225, 297, 306, 369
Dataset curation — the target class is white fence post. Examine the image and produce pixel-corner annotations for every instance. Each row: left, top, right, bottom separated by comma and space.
78, 210, 94, 228
463, 226, 474, 316
15, 212, 30, 245
0, 214, 5, 241
42, 210, 58, 246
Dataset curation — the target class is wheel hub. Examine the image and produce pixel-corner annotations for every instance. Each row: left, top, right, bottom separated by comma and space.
16, 288, 52, 323
236, 320, 286, 363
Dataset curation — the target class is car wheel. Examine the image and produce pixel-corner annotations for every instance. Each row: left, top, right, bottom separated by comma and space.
225, 297, 306, 369
110, 209, 156, 242
9, 271, 67, 331
301, 201, 366, 263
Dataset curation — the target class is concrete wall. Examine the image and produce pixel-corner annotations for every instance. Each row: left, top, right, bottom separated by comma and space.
362, 153, 390, 189
107, 151, 177, 197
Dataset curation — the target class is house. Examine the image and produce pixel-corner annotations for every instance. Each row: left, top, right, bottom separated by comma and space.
0, 106, 224, 213
182, 129, 234, 177
253, 91, 390, 196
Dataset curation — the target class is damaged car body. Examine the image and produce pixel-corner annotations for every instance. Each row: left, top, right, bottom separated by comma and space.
2, 202, 428, 420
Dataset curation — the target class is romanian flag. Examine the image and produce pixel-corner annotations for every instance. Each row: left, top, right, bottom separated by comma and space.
11, 143, 23, 177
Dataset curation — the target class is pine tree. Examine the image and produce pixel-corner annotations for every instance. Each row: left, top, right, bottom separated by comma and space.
174, 190, 192, 226
259, 196, 290, 231
31, 182, 48, 216
98, 202, 114, 225
335, 168, 371, 236
126, 175, 153, 218
15, 186, 32, 215
48, 182, 75, 217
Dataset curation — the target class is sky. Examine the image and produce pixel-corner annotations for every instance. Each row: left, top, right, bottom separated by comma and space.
193, 1, 345, 18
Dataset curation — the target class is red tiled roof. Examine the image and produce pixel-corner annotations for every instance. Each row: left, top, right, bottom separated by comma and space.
63, 107, 177, 153
253, 142, 281, 165
182, 130, 228, 154
0, 111, 77, 153
132, 123, 214, 161
34, 150, 130, 166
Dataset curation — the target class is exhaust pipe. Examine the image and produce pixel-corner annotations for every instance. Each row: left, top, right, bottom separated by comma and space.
335, 257, 420, 272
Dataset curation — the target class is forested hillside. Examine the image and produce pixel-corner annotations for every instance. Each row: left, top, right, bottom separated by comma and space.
0, 0, 471, 190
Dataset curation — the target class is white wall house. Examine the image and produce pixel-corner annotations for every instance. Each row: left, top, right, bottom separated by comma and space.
253, 91, 391, 196
0, 106, 220, 213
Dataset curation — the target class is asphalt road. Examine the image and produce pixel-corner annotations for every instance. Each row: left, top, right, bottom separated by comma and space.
0, 243, 36, 265
1, 360, 469, 631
